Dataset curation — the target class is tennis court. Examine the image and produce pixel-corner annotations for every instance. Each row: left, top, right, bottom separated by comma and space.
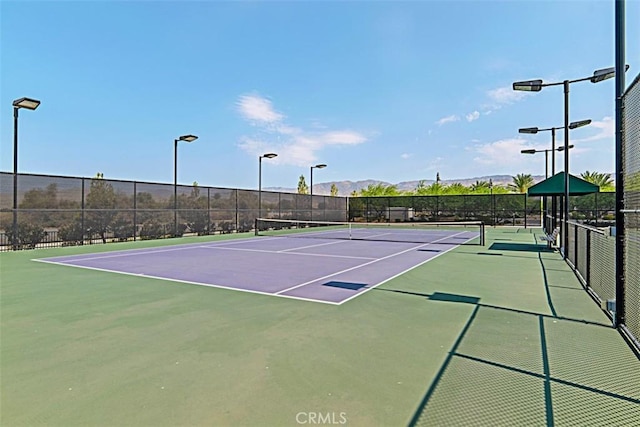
35, 220, 482, 304
2, 226, 640, 426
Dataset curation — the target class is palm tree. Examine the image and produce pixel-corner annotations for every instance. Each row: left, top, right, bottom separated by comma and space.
580, 171, 614, 191
443, 183, 468, 195
508, 173, 534, 193
470, 180, 491, 193
424, 182, 445, 195
414, 180, 430, 196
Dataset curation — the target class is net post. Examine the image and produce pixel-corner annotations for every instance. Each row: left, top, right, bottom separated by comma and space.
481, 222, 485, 246
254, 218, 259, 236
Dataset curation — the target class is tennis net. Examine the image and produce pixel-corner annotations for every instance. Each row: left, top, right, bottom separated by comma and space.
255, 218, 485, 245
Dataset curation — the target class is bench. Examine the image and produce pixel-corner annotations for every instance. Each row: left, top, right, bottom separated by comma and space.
539, 227, 560, 249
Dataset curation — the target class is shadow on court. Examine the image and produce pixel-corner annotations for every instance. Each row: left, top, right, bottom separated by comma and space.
489, 242, 554, 252
368, 283, 639, 426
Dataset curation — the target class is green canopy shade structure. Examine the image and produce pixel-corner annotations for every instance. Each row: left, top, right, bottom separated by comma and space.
527, 172, 599, 196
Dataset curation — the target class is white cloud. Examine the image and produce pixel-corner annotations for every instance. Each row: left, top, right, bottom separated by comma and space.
551, 117, 614, 148
570, 117, 614, 144
436, 115, 460, 126
486, 86, 529, 105
401, 153, 412, 159
471, 138, 532, 166
236, 94, 367, 166
323, 131, 367, 145
466, 111, 480, 122
236, 94, 284, 124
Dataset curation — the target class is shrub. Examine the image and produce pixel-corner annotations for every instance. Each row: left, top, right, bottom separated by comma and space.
6, 222, 47, 249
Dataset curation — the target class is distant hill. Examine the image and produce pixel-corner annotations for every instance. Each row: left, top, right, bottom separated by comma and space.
265, 175, 545, 196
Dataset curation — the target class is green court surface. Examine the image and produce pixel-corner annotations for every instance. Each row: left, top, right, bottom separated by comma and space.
1, 228, 638, 426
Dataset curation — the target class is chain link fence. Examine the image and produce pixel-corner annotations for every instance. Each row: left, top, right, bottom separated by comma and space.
622, 73, 640, 350
348, 193, 614, 228
0, 172, 348, 250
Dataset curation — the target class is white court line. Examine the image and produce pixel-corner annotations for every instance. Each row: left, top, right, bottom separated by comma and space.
279, 240, 346, 252
337, 233, 478, 305
199, 245, 376, 260
33, 229, 479, 305
36, 236, 281, 263
275, 231, 470, 295
32, 258, 342, 305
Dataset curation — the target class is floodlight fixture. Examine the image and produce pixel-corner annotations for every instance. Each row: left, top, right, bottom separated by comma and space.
13, 97, 41, 110
178, 134, 198, 143
590, 65, 629, 83
569, 119, 592, 129
519, 127, 539, 134
513, 79, 543, 92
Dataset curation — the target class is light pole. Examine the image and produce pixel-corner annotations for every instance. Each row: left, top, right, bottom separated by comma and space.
174, 134, 198, 237
520, 120, 590, 231
258, 153, 278, 220
310, 164, 327, 221
520, 145, 575, 178
521, 146, 574, 228
12, 97, 41, 250
513, 66, 627, 258
518, 119, 591, 176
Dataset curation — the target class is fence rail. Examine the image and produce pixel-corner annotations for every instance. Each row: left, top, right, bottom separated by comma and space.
0, 172, 348, 250
349, 193, 615, 228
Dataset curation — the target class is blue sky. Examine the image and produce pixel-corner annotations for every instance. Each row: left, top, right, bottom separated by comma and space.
2, 0, 639, 192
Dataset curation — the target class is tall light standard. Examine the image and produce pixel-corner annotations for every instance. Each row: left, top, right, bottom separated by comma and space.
258, 153, 278, 220
520, 145, 575, 178
310, 163, 327, 221
520, 120, 590, 232
174, 134, 198, 237
12, 97, 41, 250
513, 66, 627, 258
518, 120, 591, 176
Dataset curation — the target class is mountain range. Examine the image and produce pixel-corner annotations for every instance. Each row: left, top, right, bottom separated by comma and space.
265, 174, 547, 196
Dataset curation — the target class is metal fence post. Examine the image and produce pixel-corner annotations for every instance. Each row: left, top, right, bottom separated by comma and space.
133, 181, 137, 241
586, 229, 591, 289
81, 178, 85, 245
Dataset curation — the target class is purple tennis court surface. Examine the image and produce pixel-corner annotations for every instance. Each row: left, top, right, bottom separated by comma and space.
35, 229, 478, 304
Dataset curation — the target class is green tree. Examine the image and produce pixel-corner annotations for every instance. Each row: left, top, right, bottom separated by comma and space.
508, 174, 534, 193
182, 181, 209, 235
20, 183, 58, 209
413, 180, 430, 196
19, 183, 60, 226
580, 171, 614, 191
330, 183, 339, 196
423, 182, 445, 195
470, 180, 491, 194
443, 183, 468, 195
85, 173, 117, 243
358, 183, 400, 196
297, 175, 309, 194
